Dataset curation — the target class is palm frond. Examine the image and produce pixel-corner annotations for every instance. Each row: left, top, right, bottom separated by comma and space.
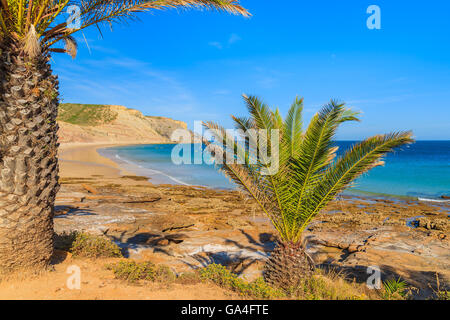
64, 35, 78, 58
44, 0, 250, 48
383, 277, 408, 299
293, 131, 413, 241
202, 120, 288, 238
0, 0, 249, 56
339, 108, 361, 123
283, 96, 303, 158
243, 94, 275, 130
272, 107, 283, 130
288, 101, 350, 216
204, 94, 414, 244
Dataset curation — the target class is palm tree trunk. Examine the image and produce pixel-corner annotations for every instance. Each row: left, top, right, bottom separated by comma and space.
264, 241, 315, 290
0, 42, 59, 274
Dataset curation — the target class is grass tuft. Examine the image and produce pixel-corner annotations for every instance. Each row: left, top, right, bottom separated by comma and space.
429, 274, 450, 300
176, 272, 202, 285
199, 264, 285, 299
106, 260, 176, 283
54, 232, 123, 258
289, 268, 369, 300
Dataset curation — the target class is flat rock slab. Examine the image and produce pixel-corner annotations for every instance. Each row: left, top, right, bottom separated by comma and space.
54, 203, 137, 235
54, 183, 450, 294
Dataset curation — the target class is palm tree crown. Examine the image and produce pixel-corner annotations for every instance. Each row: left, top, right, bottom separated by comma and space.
204, 95, 414, 244
0, 0, 249, 58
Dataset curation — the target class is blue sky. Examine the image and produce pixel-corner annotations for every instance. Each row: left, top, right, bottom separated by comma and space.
52, 0, 450, 140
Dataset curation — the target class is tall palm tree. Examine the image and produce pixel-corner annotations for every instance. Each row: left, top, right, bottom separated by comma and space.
0, 0, 249, 274
203, 95, 413, 290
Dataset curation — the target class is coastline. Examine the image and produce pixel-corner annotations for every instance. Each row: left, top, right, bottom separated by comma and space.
73, 143, 450, 210
59, 142, 151, 180
97, 144, 195, 186
47, 142, 450, 298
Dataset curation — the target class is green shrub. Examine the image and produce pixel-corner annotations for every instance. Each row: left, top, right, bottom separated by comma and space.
106, 260, 176, 283
381, 277, 409, 300
69, 232, 123, 258
434, 290, 450, 300
54, 232, 77, 251
199, 264, 285, 299
58, 103, 117, 126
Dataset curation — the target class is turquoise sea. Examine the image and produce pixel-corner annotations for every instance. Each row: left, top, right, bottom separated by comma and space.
99, 141, 450, 202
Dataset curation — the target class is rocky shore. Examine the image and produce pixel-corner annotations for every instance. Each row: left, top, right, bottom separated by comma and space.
54, 144, 449, 299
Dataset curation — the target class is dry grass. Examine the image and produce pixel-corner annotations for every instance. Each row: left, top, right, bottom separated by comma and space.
54, 232, 123, 258
104, 261, 379, 300
290, 268, 375, 300
120, 175, 150, 181
106, 260, 176, 283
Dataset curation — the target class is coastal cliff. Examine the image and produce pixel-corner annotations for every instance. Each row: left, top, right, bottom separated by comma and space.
57, 103, 187, 144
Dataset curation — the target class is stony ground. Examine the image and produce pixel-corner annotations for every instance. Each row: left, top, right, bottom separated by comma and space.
53, 175, 450, 298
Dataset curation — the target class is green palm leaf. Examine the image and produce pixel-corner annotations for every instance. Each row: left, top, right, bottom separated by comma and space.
202, 120, 288, 238
283, 96, 303, 158
292, 132, 413, 241
243, 94, 275, 130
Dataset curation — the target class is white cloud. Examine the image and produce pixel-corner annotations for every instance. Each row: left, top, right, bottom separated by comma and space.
208, 33, 241, 50
212, 89, 231, 95
258, 76, 279, 89
228, 33, 241, 45
208, 41, 223, 49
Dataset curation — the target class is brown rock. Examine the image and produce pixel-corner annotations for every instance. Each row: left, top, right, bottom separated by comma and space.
165, 233, 187, 244
82, 184, 98, 194
230, 209, 243, 216
226, 218, 247, 229
357, 245, 367, 252
338, 243, 347, 249
155, 239, 170, 246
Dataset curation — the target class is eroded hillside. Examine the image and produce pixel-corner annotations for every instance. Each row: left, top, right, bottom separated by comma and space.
57, 103, 187, 144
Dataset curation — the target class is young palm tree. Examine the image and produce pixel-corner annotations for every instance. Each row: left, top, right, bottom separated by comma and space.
0, 0, 249, 274
203, 95, 414, 289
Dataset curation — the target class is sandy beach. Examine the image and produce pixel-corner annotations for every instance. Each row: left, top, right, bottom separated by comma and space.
59, 143, 129, 179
